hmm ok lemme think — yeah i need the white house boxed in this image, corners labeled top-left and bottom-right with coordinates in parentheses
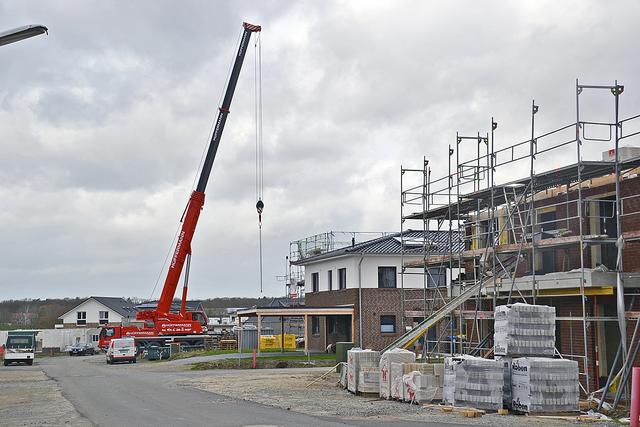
top-left (57, 296), bottom-right (138, 329)
top-left (297, 231), bottom-right (456, 294)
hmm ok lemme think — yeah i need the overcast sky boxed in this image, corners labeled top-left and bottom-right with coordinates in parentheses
top-left (2, 0), bottom-right (640, 301)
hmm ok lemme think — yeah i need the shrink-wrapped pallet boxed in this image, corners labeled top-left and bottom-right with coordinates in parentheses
top-left (494, 303), bottom-right (555, 357)
top-left (402, 368), bottom-right (444, 404)
top-left (379, 348), bottom-right (415, 399)
top-left (443, 357), bottom-right (464, 406)
top-left (402, 363), bottom-right (444, 402)
top-left (454, 356), bottom-right (503, 410)
top-left (511, 358), bottom-right (579, 413)
top-left (347, 348), bottom-right (380, 393)
top-left (390, 362), bottom-right (405, 400)
top-left (358, 367), bottom-right (380, 394)
top-left (495, 356), bottom-right (513, 408)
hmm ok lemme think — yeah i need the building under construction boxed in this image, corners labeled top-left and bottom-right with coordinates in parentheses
top-left (398, 80), bottom-right (640, 397)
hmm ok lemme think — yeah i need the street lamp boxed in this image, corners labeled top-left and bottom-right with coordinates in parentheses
top-left (0, 25), bottom-right (48, 47)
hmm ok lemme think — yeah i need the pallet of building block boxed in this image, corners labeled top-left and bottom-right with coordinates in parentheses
top-left (379, 348), bottom-right (415, 399)
top-left (357, 367), bottom-right (380, 395)
top-left (495, 355), bottom-right (512, 408)
top-left (402, 370), bottom-right (441, 404)
top-left (390, 362), bottom-right (405, 400)
top-left (511, 357), bottom-right (579, 414)
top-left (347, 348), bottom-right (380, 394)
top-left (402, 364), bottom-right (444, 402)
top-left (453, 357), bottom-right (503, 411)
top-left (443, 356), bottom-right (465, 406)
top-left (494, 303), bottom-right (555, 357)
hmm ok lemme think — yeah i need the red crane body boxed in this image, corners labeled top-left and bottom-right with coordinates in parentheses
top-left (99, 22), bottom-right (261, 350)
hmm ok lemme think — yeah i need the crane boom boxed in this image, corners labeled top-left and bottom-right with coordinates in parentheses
top-left (146, 22), bottom-right (261, 319)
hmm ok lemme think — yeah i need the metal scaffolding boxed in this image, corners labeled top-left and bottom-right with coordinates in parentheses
top-left (398, 80), bottom-right (640, 398)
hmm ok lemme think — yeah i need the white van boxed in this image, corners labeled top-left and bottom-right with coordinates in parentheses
top-left (106, 337), bottom-right (136, 364)
top-left (3, 333), bottom-right (36, 366)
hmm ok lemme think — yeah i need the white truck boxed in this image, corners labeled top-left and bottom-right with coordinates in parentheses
top-left (3, 331), bottom-right (37, 366)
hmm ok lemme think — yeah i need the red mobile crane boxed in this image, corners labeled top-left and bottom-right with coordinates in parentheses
top-left (98, 22), bottom-right (262, 351)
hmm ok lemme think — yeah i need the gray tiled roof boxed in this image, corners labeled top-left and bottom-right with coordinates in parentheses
top-left (135, 300), bottom-right (204, 312)
top-left (293, 230), bottom-right (463, 265)
top-left (91, 296), bottom-right (138, 318)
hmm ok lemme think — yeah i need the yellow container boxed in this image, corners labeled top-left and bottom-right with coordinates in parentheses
top-left (275, 333), bottom-right (297, 349)
top-left (259, 335), bottom-right (277, 350)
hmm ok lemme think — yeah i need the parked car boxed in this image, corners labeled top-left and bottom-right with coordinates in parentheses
top-left (106, 337), bottom-right (136, 364)
top-left (68, 343), bottom-right (95, 356)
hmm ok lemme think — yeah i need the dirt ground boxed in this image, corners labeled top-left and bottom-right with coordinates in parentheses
top-left (0, 367), bottom-right (90, 426)
top-left (184, 368), bottom-right (617, 426)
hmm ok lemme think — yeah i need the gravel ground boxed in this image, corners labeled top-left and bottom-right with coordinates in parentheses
top-left (185, 369), bottom-right (618, 427)
top-left (0, 366), bottom-right (91, 426)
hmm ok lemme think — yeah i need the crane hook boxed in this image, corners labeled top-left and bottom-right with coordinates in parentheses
top-left (256, 199), bottom-right (264, 224)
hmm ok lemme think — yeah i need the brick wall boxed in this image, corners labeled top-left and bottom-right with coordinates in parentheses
top-left (305, 288), bottom-right (433, 351)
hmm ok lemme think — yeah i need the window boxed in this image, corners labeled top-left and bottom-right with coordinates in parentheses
top-left (327, 316), bottom-right (336, 335)
top-left (91, 334), bottom-right (99, 342)
top-left (76, 311), bottom-right (86, 326)
top-left (380, 315), bottom-right (396, 333)
top-left (427, 267), bottom-right (446, 288)
top-left (311, 316), bottom-right (320, 335)
top-left (327, 270), bottom-right (333, 291)
top-left (99, 311), bottom-right (109, 325)
top-left (378, 266), bottom-right (397, 288)
top-left (311, 272), bottom-right (319, 292)
top-left (338, 268), bottom-right (347, 289)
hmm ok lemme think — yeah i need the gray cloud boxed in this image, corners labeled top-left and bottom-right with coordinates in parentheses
top-left (1, 0), bottom-right (640, 300)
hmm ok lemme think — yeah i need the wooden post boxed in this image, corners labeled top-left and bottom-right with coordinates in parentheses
top-left (304, 314), bottom-right (309, 356)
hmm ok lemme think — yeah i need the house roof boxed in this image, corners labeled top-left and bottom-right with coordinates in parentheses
top-left (258, 296), bottom-right (305, 308)
top-left (292, 230), bottom-right (463, 265)
top-left (135, 300), bottom-right (204, 312)
top-left (58, 296), bottom-right (138, 319)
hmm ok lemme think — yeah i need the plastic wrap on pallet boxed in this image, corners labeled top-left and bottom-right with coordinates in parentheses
top-left (453, 356), bottom-right (503, 410)
top-left (347, 348), bottom-right (380, 393)
top-left (390, 362), bottom-right (405, 400)
top-left (511, 357), bottom-right (579, 413)
top-left (379, 348), bottom-right (415, 399)
top-left (401, 363), bottom-right (444, 402)
top-left (495, 355), bottom-right (513, 408)
top-left (339, 363), bottom-right (348, 389)
top-left (443, 357), bottom-right (464, 406)
top-left (358, 367), bottom-right (380, 394)
top-left (403, 370), bottom-right (443, 404)
top-left (494, 303), bottom-right (555, 357)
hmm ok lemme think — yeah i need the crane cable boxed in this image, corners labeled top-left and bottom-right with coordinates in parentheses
top-left (254, 32), bottom-right (265, 293)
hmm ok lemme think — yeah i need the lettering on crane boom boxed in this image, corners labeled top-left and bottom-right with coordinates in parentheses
top-left (171, 231), bottom-right (186, 269)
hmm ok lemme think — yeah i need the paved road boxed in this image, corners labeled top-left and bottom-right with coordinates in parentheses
top-left (39, 355), bottom-right (470, 427)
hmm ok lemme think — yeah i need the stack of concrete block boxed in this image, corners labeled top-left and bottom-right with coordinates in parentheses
top-left (443, 356), bottom-right (464, 406)
top-left (358, 367), bottom-right (380, 394)
top-left (379, 348), bottom-right (415, 399)
top-left (390, 362), bottom-right (405, 400)
top-left (347, 348), bottom-right (380, 393)
top-left (494, 303), bottom-right (555, 357)
top-left (402, 363), bottom-right (444, 404)
top-left (495, 356), bottom-right (512, 408)
top-left (452, 356), bottom-right (503, 410)
top-left (511, 358), bottom-right (579, 413)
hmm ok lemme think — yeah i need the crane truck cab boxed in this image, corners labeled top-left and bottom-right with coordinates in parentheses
top-left (106, 337), bottom-right (136, 364)
top-left (3, 331), bottom-right (37, 366)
